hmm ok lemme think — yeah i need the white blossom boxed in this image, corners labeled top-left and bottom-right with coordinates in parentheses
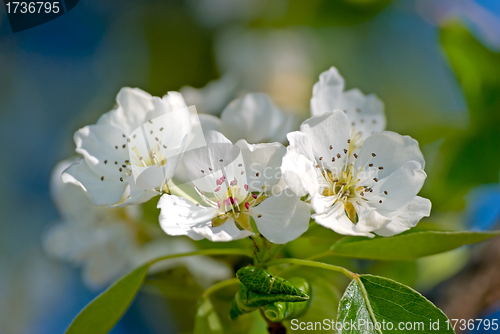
top-left (311, 67), bottom-right (386, 146)
top-left (198, 93), bottom-right (298, 144)
top-left (64, 87), bottom-right (202, 206)
top-left (180, 75), bottom-right (238, 116)
top-left (158, 131), bottom-right (310, 244)
top-left (44, 160), bottom-right (231, 289)
top-left (282, 110), bottom-right (431, 237)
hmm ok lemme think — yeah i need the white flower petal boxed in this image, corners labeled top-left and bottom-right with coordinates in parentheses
top-left (183, 256), bottom-right (232, 287)
top-left (158, 194), bottom-right (217, 237)
top-left (97, 87), bottom-right (154, 135)
top-left (235, 140), bottom-right (285, 192)
top-left (129, 150), bottom-right (181, 192)
top-left (205, 129), bottom-right (233, 145)
top-left (282, 149), bottom-right (319, 197)
top-left (113, 184), bottom-right (158, 207)
top-left (310, 67), bottom-right (345, 116)
top-left (136, 106), bottom-right (192, 156)
top-left (357, 131), bottom-right (425, 179)
top-left (250, 192), bottom-right (310, 244)
top-left (74, 124), bottom-right (129, 178)
top-left (51, 159), bottom-right (102, 224)
top-left (44, 220), bottom-right (135, 289)
top-left (220, 93), bottom-right (290, 143)
top-left (192, 219), bottom-right (254, 242)
top-left (158, 171), bottom-right (254, 242)
top-left (286, 131), bottom-right (316, 163)
top-left (338, 89), bottom-right (385, 139)
top-left (300, 110), bottom-right (351, 169)
top-left (310, 192), bottom-right (337, 214)
top-left (180, 75), bottom-right (238, 115)
top-left (43, 222), bottom-right (87, 262)
top-left (310, 68), bottom-right (385, 139)
top-left (267, 112), bottom-right (299, 144)
top-left (374, 196), bottom-right (431, 237)
top-left (63, 159), bottom-right (127, 206)
top-left (313, 203), bottom-right (374, 237)
top-left (180, 131), bottom-right (238, 187)
top-left (147, 92), bottom-right (187, 120)
top-left (372, 161), bottom-right (427, 215)
top-left (353, 202), bottom-right (391, 233)
top-left (81, 228), bottom-right (132, 289)
top-left (199, 113), bottom-right (222, 134)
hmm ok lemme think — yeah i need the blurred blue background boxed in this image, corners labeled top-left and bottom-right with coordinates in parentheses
top-left (1, 0), bottom-right (499, 333)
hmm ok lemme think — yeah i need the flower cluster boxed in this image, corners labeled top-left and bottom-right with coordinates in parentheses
top-left (46, 67), bottom-right (431, 286)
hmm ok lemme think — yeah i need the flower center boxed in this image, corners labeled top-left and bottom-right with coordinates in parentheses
top-left (317, 144), bottom-right (388, 224)
top-left (321, 166), bottom-right (365, 222)
top-left (100, 120), bottom-right (173, 190)
top-left (131, 146), bottom-right (167, 168)
top-left (194, 175), bottom-right (266, 231)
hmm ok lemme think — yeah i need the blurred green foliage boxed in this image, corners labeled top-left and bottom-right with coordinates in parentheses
top-left (425, 22), bottom-right (500, 210)
top-left (142, 3), bottom-right (218, 95)
top-left (252, 0), bottom-right (393, 28)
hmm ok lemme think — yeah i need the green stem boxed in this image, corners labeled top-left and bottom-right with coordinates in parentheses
top-left (266, 258), bottom-right (356, 279)
top-left (305, 249), bottom-right (333, 261)
top-left (203, 278), bottom-right (239, 298)
top-left (262, 243), bottom-right (285, 264)
top-left (267, 250), bottom-right (334, 274)
top-left (149, 248), bottom-right (253, 265)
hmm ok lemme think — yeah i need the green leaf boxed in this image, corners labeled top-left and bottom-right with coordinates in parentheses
top-left (230, 283), bottom-right (309, 319)
top-left (337, 275), bottom-right (454, 333)
top-left (143, 266), bottom-right (205, 300)
top-left (231, 267), bottom-right (311, 319)
top-left (263, 277), bottom-right (311, 322)
top-left (330, 230), bottom-right (499, 260)
top-left (236, 267), bottom-right (309, 297)
top-left (194, 296), bottom-right (224, 334)
top-left (364, 261), bottom-right (417, 288)
top-left (65, 263), bottom-right (150, 334)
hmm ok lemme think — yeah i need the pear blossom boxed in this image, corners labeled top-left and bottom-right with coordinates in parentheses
top-left (198, 93), bottom-right (298, 144)
top-left (282, 110), bottom-right (431, 237)
top-left (180, 75), bottom-right (238, 115)
top-left (311, 67), bottom-right (386, 147)
top-left (65, 87), bottom-right (202, 206)
top-left (158, 131), bottom-right (310, 244)
top-left (44, 160), bottom-right (231, 289)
